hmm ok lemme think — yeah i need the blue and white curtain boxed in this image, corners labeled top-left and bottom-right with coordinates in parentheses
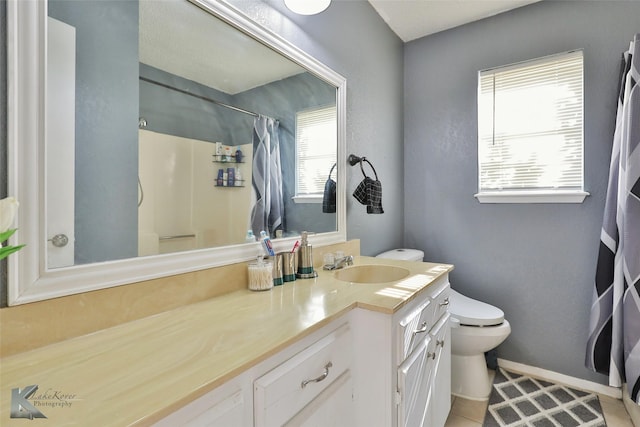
top-left (250, 115), bottom-right (283, 237)
top-left (586, 34), bottom-right (640, 403)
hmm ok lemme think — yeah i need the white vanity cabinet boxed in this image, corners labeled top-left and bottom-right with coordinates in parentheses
top-left (351, 274), bottom-right (451, 427)
top-left (154, 273), bottom-right (450, 427)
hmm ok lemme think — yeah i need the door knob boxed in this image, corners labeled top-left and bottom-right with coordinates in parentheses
top-left (48, 234), bottom-right (69, 248)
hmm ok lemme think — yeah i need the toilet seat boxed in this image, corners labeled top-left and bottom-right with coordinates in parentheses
top-left (449, 289), bottom-right (504, 327)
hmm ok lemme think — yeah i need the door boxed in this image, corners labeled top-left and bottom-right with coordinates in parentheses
top-left (46, 17), bottom-right (75, 268)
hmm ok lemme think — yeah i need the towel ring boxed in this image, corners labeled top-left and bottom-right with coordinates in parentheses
top-left (358, 158), bottom-right (379, 181)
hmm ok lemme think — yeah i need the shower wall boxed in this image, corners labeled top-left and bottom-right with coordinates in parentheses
top-left (138, 129), bottom-right (253, 256)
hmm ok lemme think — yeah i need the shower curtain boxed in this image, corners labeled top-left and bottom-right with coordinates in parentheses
top-left (586, 34), bottom-right (640, 403)
top-left (250, 115), bottom-right (284, 237)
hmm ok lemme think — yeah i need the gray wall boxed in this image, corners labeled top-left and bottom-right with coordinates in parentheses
top-left (229, 0), bottom-right (406, 256)
top-left (404, 0), bottom-right (640, 384)
top-left (49, 0), bottom-right (139, 264)
top-left (140, 63), bottom-right (239, 144)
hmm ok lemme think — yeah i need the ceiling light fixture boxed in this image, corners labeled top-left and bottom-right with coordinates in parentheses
top-left (284, 0), bottom-right (331, 15)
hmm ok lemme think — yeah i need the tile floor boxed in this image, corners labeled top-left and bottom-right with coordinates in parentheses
top-left (444, 373), bottom-right (635, 427)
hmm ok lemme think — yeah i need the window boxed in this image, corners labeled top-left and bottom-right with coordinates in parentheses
top-left (476, 50), bottom-right (588, 203)
top-left (294, 105), bottom-right (337, 202)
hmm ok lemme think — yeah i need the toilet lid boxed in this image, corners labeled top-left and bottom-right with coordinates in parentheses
top-left (449, 289), bottom-right (505, 326)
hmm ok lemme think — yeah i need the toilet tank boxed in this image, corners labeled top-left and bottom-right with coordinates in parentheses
top-left (376, 248), bottom-right (424, 262)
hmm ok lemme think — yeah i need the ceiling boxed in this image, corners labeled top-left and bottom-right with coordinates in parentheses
top-left (139, 0), bottom-right (304, 94)
top-left (367, 0), bottom-right (541, 42)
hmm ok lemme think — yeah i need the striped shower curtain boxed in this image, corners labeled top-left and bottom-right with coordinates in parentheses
top-left (586, 34), bottom-right (640, 403)
top-left (250, 115), bottom-right (283, 237)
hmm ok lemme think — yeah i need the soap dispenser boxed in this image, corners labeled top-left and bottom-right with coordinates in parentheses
top-left (296, 231), bottom-right (317, 279)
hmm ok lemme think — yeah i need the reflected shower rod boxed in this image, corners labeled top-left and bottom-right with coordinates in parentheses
top-left (139, 76), bottom-right (275, 121)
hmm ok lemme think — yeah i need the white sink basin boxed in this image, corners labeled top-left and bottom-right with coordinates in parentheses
top-left (334, 265), bottom-right (410, 284)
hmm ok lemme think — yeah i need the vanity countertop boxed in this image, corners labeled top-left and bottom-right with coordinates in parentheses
top-left (0, 256), bottom-right (452, 426)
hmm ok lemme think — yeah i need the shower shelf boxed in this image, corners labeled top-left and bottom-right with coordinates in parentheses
top-left (212, 155), bottom-right (244, 164)
top-left (215, 179), bottom-right (246, 188)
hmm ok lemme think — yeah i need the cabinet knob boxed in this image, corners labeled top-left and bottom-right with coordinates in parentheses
top-left (301, 362), bottom-right (333, 389)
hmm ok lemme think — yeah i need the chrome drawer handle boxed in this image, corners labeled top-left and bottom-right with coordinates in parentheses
top-left (413, 321), bottom-right (428, 336)
top-left (427, 352), bottom-right (436, 360)
top-left (301, 362), bottom-right (333, 389)
top-left (437, 339), bottom-right (445, 347)
top-left (439, 297), bottom-right (450, 307)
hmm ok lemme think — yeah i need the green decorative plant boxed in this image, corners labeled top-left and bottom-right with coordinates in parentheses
top-left (0, 197), bottom-right (25, 260)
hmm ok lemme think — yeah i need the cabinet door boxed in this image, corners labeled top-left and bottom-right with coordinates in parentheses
top-left (397, 336), bottom-right (434, 427)
top-left (428, 313), bottom-right (452, 427)
top-left (154, 388), bottom-right (245, 427)
top-left (284, 370), bottom-right (354, 427)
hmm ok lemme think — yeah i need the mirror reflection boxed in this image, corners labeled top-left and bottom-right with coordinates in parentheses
top-left (45, 0), bottom-right (338, 269)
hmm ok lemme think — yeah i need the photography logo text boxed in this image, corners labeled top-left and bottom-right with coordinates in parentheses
top-left (11, 385), bottom-right (77, 419)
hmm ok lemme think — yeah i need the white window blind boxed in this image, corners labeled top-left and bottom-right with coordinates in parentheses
top-left (477, 50), bottom-right (586, 202)
top-left (295, 105), bottom-right (337, 196)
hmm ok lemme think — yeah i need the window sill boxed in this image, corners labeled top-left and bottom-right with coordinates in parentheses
top-left (292, 195), bottom-right (322, 204)
top-left (474, 190), bottom-right (590, 204)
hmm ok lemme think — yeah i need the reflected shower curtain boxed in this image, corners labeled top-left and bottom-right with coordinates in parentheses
top-left (250, 115), bottom-right (283, 237)
top-left (586, 34), bottom-right (640, 403)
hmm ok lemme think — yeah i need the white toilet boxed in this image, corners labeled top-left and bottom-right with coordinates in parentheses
top-left (376, 249), bottom-right (511, 401)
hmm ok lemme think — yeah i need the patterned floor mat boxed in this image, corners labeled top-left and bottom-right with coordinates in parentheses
top-left (483, 368), bottom-right (607, 427)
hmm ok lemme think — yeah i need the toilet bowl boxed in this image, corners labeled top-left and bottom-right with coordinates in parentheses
top-left (376, 249), bottom-right (511, 401)
top-left (449, 289), bottom-right (511, 400)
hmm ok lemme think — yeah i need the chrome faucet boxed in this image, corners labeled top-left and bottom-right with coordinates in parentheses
top-left (323, 255), bottom-right (354, 270)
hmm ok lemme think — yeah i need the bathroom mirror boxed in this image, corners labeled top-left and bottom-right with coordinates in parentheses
top-left (7, 0), bottom-right (346, 305)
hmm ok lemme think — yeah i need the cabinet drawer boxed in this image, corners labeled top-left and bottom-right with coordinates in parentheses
top-left (397, 280), bottom-right (450, 362)
top-left (254, 323), bottom-right (352, 427)
top-left (429, 280), bottom-right (450, 328)
top-left (398, 298), bottom-right (435, 361)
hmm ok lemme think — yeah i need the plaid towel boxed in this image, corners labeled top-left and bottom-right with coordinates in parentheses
top-left (366, 179), bottom-right (384, 214)
top-left (353, 176), bottom-right (384, 214)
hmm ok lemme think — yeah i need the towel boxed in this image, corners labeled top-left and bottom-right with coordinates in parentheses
top-left (322, 163), bottom-right (337, 213)
top-left (352, 158), bottom-right (384, 214)
top-left (353, 176), bottom-right (384, 214)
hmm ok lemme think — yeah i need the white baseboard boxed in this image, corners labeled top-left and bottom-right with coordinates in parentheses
top-left (497, 358), bottom-right (622, 399)
top-left (623, 385), bottom-right (640, 427)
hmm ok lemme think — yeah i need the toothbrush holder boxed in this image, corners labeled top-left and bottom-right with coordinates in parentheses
top-left (282, 252), bottom-right (297, 282)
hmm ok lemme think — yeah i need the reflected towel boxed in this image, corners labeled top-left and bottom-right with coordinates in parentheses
top-left (322, 163), bottom-right (337, 213)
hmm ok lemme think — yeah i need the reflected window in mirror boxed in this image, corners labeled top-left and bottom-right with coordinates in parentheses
top-left (294, 105), bottom-right (338, 200)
